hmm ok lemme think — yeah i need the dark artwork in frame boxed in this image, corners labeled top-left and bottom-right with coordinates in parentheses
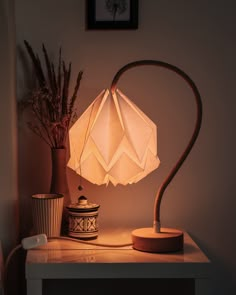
top-left (86, 0), bottom-right (139, 30)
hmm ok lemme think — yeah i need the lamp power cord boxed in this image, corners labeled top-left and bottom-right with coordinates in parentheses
top-left (3, 234), bottom-right (133, 295)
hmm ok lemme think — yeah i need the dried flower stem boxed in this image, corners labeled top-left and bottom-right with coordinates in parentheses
top-left (20, 40), bottom-right (83, 148)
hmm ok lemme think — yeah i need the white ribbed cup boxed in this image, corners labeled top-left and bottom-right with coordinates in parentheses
top-left (31, 194), bottom-right (64, 237)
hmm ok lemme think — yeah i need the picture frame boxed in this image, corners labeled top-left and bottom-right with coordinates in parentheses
top-left (86, 0), bottom-right (139, 30)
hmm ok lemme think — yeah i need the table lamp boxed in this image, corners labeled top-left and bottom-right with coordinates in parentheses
top-left (67, 60), bottom-right (202, 253)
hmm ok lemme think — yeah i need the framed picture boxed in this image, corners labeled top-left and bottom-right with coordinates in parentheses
top-left (86, 0), bottom-right (139, 30)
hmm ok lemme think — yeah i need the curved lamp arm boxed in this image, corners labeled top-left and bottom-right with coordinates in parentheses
top-left (110, 60), bottom-right (202, 233)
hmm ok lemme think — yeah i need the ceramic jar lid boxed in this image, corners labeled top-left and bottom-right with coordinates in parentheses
top-left (67, 196), bottom-right (100, 212)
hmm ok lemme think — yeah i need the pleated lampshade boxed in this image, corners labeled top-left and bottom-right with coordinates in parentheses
top-left (67, 88), bottom-right (160, 186)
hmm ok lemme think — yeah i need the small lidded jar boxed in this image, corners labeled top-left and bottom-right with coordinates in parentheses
top-left (67, 196), bottom-right (100, 239)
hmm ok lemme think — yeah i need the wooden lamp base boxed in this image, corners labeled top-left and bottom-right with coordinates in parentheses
top-left (131, 227), bottom-right (183, 253)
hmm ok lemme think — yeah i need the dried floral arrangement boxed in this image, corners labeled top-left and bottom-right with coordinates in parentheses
top-left (20, 40), bottom-right (83, 149)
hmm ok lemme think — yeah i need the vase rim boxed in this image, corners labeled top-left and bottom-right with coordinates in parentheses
top-left (32, 193), bottom-right (64, 200)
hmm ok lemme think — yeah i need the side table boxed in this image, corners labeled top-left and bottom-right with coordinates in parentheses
top-left (25, 229), bottom-right (211, 295)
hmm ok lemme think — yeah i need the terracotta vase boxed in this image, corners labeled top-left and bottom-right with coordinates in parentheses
top-left (50, 147), bottom-right (70, 235)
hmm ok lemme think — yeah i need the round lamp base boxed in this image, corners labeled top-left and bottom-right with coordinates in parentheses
top-left (131, 227), bottom-right (183, 253)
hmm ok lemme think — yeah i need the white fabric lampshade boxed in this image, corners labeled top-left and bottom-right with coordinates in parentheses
top-left (67, 88), bottom-right (160, 186)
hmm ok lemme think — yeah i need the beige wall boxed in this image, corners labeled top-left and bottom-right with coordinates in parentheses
top-left (0, 0), bottom-right (18, 256)
top-left (14, 0), bottom-right (236, 294)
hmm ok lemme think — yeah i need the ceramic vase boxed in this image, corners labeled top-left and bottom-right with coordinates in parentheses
top-left (50, 147), bottom-right (70, 235)
top-left (31, 193), bottom-right (64, 237)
